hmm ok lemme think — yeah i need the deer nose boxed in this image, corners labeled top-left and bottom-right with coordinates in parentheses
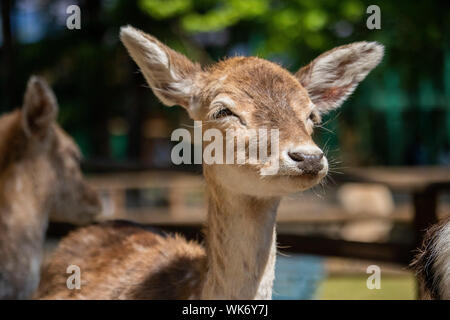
top-left (288, 151), bottom-right (324, 174)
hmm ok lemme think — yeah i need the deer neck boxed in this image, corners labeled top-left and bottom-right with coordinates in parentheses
top-left (201, 176), bottom-right (280, 299)
top-left (0, 159), bottom-right (54, 276)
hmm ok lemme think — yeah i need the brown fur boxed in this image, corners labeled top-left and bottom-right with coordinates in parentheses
top-left (36, 27), bottom-right (383, 300)
top-left (0, 77), bottom-right (101, 299)
top-left (37, 221), bottom-right (205, 299)
top-left (411, 217), bottom-right (450, 300)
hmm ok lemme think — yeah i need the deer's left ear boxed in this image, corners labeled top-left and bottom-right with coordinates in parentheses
top-left (295, 42), bottom-right (384, 114)
top-left (21, 76), bottom-right (58, 139)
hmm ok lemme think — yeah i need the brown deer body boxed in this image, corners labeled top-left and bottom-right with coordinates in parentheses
top-left (0, 77), bottom-right (101, 299)
top-left (36, 26), bottom-right (383, 300)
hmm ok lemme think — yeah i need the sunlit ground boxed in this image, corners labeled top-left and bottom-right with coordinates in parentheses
top-left (317, 275), bottom-right (416, 300)
top-left (273, 254), bottom-right (417, 300)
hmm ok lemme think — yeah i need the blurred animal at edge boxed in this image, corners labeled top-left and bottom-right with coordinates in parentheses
top-left (412, 217), bottom-right (450, 300)
top-left (0, 76), bottom-right (101, 299)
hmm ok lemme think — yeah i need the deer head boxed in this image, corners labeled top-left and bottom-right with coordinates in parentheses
top-left (120, 26), bottom-right (383, 197)
top-left (0, 76), bottom-right (101, 224)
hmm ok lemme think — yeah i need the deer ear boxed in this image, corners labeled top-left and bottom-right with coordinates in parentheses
top-left (295, 42), bottom-right (384, 114)
top-left (120, 25), bottom-right (201, 109)
top-left (21, 76), bottom-right (58, 139)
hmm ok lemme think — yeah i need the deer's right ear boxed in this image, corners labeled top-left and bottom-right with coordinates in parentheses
top-left (120, 26), bottom-right (201, 110)
top-left (21, 76), bottom-right (58, 139)
top-left (295, 42), bottom-right (384, 114)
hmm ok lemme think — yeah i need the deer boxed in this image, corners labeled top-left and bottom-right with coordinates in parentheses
top-left (411, 217), bottom-right (450, 300)
top-left (0, 76), bottom-right (102, 299)
top-left (35, 26), bottom-right (384, 300)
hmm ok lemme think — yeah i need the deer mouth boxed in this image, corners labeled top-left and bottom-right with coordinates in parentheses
top-left (302, 171), bottom-right (321, 177)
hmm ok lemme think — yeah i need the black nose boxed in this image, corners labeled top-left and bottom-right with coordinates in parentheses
top-left (288, 152), bottom-right (324, 174)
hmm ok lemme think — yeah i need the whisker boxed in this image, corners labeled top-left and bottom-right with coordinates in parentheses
top-left (320, 110), bottom-right (342, 127)
top-left (316, 125), bottom-right (334, 135)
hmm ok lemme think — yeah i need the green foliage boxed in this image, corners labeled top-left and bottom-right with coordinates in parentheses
top-left (181, 0), bottom-right (269, 32)
top-left (139, 0), bottom-right (192, 19)
top-left (340, 0), bottom-right (364, 21)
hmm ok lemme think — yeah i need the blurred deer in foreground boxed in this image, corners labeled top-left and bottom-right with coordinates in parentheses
top-left (36, 26), bottom-right (383, 299)
top-left (0, 77), bottom-right (101, 299)
top-left (412, 217), bottom-right (450, 300)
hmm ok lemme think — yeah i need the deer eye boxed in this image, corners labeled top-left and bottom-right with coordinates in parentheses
top-left (212, 106), bottom-right (246, 125)
top-left (213, 108), bottom-right (234, 119)
top-left (308, 112), bottom-right (320, 125)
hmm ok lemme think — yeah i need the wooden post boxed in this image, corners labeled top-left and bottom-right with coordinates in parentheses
top-left (412, 188), bottom-right (438, 248)
top-left (412, 187), bottom-right (438, 299)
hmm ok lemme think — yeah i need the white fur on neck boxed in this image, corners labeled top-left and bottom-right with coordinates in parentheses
top-left (432, 223), bottom-right (450, 299)
top-left (201, 179), bottom-right (279, 299)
